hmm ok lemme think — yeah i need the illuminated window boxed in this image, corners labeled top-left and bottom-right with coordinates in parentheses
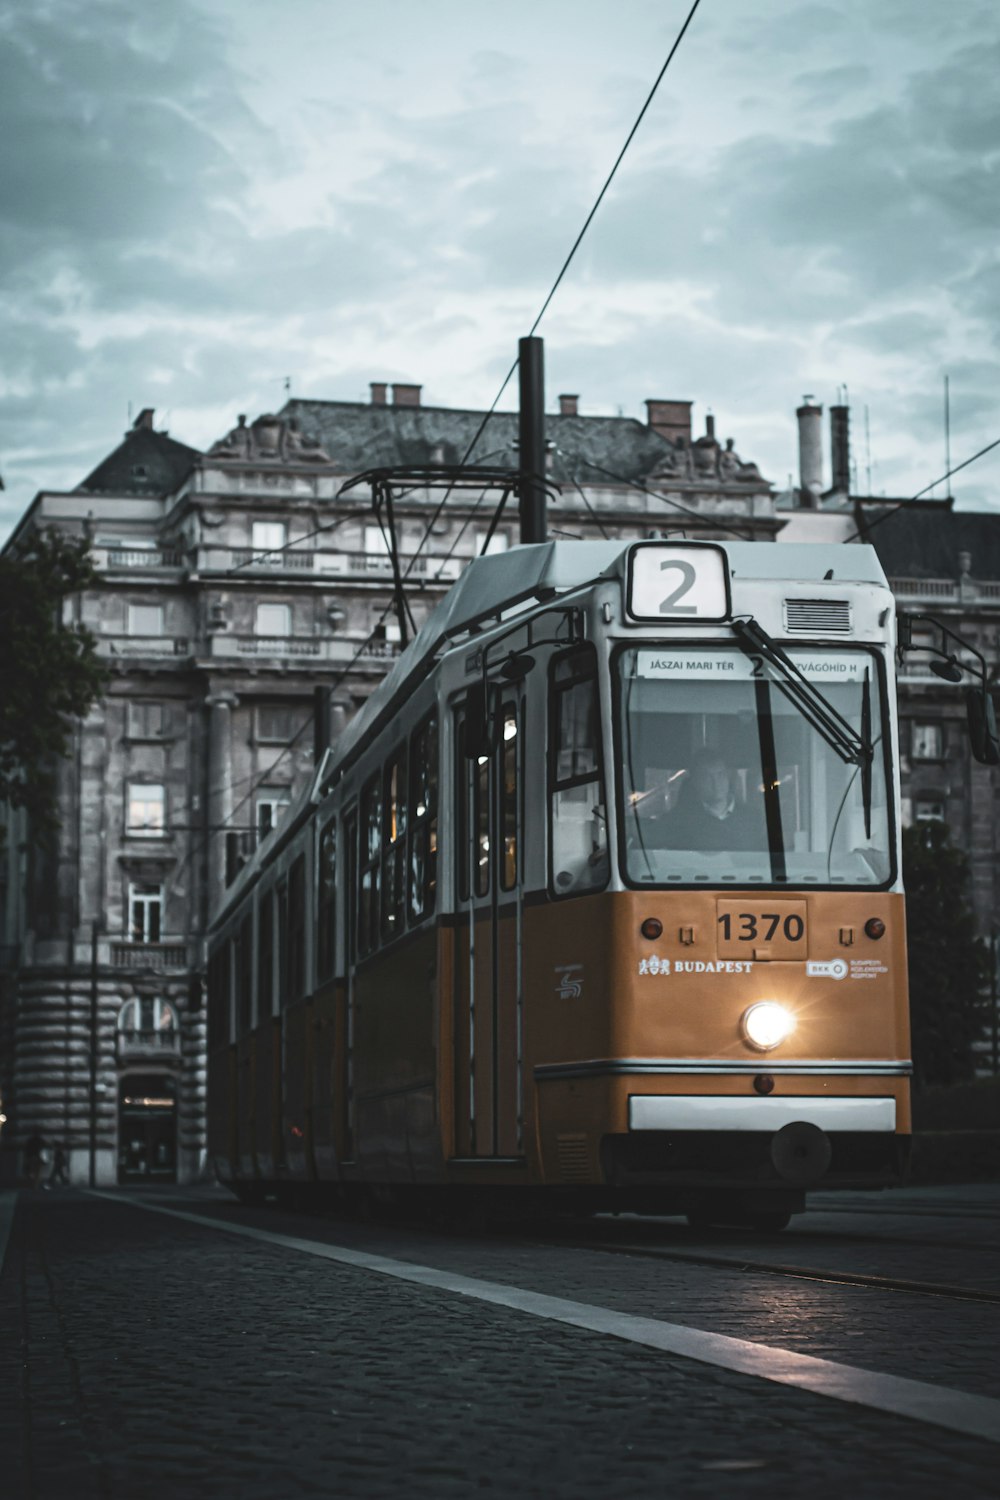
top-left (127, 784), bottom-right (165, 836)
top-left (915, 798), bottom-right (945, 822)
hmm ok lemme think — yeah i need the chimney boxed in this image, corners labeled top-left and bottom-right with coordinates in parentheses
top-left (705, 413), bottom-right (715, 440)
top-left (645, 399), bottom-right (692, 445)
top-left (559, 394), bottom-right (579, 416)
top-left (830, 405), bottom-right (850, 495)
top-left (370, 382), bottom-right (387, 406)
top-left (796, 396), bottom-right (823, 508)
top-left (391, 383), bottom-right (422, 407)
top-left (133, 408), bottom-right (155, 430)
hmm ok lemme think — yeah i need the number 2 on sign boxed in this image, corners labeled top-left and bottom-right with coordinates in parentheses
top-left (659, 560), bottom-right (697, 615)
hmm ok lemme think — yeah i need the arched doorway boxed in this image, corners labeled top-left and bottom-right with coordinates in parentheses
top-left (117, 1073), bottom-right (177, 1183)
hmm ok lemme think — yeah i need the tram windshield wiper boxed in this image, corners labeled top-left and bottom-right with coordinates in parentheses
top-left (732, 617), bottom-right (875, 833)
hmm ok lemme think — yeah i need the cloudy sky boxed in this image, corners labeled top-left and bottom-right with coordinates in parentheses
top-left (1, 0), bottom-right (997, 539)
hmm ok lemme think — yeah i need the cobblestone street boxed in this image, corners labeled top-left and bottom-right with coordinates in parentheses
top-left (2, 1185), bottom-right (999, 1499)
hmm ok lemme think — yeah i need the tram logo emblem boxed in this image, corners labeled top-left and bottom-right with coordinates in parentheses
top-left (806, 959), bottom-right (848, 980)
top-left (638, 956), bottom-right (671, 976)
top-left (554, 964), bottom-right (584, 999)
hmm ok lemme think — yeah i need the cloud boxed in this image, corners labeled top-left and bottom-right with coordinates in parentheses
top-left (1, 0), bottom-right (999, 537)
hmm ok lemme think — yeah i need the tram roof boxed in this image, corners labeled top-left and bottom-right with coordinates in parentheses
top-left (214, 537), bottom-right (886, 924)
top-left (328, 538), bottom-right (886, 777)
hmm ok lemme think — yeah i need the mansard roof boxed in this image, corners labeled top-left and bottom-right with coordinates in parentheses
top-left (859, 505), bottom-right (1000, 582)
top-left (77, 411), bottom-right (201, 498)
top-left (279, 398), bottom-right (769, 491)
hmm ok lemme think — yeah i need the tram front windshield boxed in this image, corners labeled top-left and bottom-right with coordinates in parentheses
top-left (616, 646), bottom-right (892, 887)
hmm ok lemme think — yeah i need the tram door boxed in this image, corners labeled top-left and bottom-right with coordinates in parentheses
top-left (341, 807), bottom-right (358, 1162)
top-left (453, 691), bottom-right (525, 1159)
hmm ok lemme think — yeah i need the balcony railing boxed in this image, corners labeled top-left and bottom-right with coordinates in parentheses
top-left (99, 635), bottom-right (190, 657)
top-left (116, 1028), bottom-right (181, 1059)
top-left (209, 635), bottom-right (401, 664)
top-left (196, 547), bottom-right (462, 582)
top-left (92, 548), bottom-right (185, 571)
top-left (889, 578), bottom-right (960, 600)
top-left (890, 577), bottom-right (1000, 603)
top-left (230, 549), bottom-right (315, 571)
top-left (111, 942), bottom-right (188, 971)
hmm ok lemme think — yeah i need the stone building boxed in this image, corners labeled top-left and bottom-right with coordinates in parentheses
top-left (0, 385), bottom-right (777, 1186)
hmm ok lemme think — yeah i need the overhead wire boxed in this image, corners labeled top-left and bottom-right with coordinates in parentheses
top-left (206, 2), bottom-right (709, 855)
top-left (843, 435), bottom-right (1000, 544)
top-left (404, 0), bottom-right (705, 567)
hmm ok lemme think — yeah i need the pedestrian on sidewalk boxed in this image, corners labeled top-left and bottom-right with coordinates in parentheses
top-left (49, 1144), bottom-right (70, 1187)
top-left (22, 1133), bottom-right (47, 1188)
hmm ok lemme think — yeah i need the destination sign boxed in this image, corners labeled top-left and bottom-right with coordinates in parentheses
top-left (627, 543), bottom-right (730, 623)
top-left (633, 650), bottom-right (871, 682)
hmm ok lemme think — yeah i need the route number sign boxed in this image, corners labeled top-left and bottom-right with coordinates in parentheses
top-left (627, 543), bottom-right (730, 623)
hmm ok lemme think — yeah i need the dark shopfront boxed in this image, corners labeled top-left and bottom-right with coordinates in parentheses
top-left (118, 1074), bottom-right (177, 1183)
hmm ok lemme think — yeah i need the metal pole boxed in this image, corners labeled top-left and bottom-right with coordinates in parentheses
top-left (518, 336), bottom-right (547, 544)
top-left (89, 921), bottom-right (98, 1187)
top-left (944, 374), bottom-right (951, 499)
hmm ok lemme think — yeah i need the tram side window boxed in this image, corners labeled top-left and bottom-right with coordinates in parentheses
top-left (258, 890), bottom-right (274, 1018)
top-left (359, 771), bottom-right (382, 956)
top-left (288, 856), bottom-right (306, 1000)
top-left (455, 710), bottom-right (470, 902)
top-left (237, 916), bottom-right (253, 1033)
top-left (317, 819), bottom-right (337, 981)
top-left (381, 747), bottom-right (407, 942)
top-left (500, 701), bottom-right (520, 892)
top-left (549, 650), bottom-right (609, 897)
top-left (409, 714), bottom-right (438, 923)
top-left (207, 945), bottom-right (231, 1049)
top-left (276, 879), bottom-right (288, 1004)
top-left (475, 737), bottom-right (490, 898)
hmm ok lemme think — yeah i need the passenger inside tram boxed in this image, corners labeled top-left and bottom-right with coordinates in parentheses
top-left (640, 753), bottom-right (761, 852)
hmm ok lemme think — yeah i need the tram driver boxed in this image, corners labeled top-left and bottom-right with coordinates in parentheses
top-left (637, 753), bottom-right (760, 852)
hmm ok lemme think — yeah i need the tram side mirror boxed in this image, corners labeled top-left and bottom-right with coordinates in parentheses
top-left (966, 687), bottom-right (1000, 765)
top-left (462, 681), bottom-right (493, 759)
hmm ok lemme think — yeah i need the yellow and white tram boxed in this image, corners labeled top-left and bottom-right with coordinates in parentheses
top-left (207, 539), bottom-right (911, 1227)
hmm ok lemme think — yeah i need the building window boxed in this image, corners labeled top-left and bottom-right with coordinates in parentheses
top-left (256, 787), bottom-right (291, 839)
top-left (915, 799), bottom-right (946, 822)
top-left (117, 996), bottom-right (177, 1039)
top-left (364, 524), bottom-right (391, 557)
top-left (254, 603), bottom-right (291, 637)
top-left (474, 528), bottom-right (509, 556)
top-left (127, 603), bottom-right (164, 636)
top-left (127, 783), bottom-right (165, 836)
top-left (252, 521), bottom-right (287, 554)
top-left (128, 882), bottom-right (163, 943)
top-left (317, 819), bottom-right (337, 981)
top-left (912, 723), bottom-right (944, 760)
top-left (256, 705), bottom-right (302, 743)
top-left (128, 701), bottom-right (165, 739)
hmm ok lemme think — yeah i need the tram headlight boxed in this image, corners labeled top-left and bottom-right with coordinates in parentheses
top-left (742, 1002), bottom-right (795, 1051)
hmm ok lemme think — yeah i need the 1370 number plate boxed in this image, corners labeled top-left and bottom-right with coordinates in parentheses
top-left (716, 901), bottom-right (807, 959)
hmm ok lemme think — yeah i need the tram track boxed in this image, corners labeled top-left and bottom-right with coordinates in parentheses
top-left (572, 1237), bottom-right (1000, 1306)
